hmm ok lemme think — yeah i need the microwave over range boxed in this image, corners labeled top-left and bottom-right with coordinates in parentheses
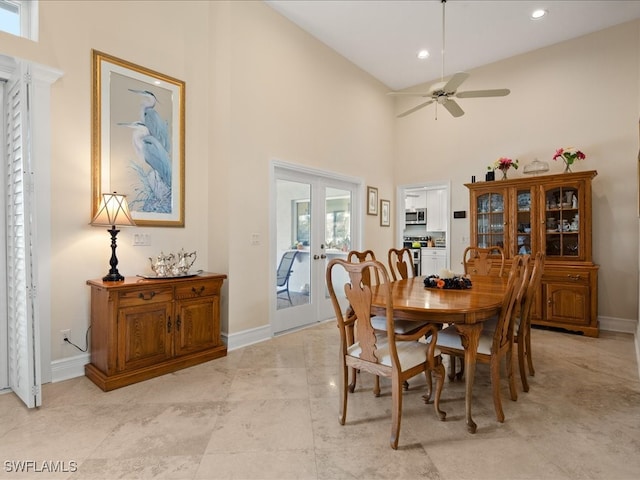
top-left (405, 208), bottom-right (426, 225)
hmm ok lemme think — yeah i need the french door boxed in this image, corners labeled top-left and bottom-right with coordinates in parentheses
top-left (272, 163), bottom-right (361, 334)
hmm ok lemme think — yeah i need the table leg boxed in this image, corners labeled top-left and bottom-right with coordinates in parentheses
top-left (454, 323), bottom-right (482, 434)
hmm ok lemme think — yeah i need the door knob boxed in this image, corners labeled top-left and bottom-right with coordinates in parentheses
top-left (320, 254), bottom-right (327, 259)
top-left (313, 255), bottom-right (320, 260)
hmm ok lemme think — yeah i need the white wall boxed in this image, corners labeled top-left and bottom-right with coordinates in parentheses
top-left (0, 1), bottom-right (637, 376)
top-left (396, 20), bottom-right (640, 327)
top-left (222, 2), bottom-right (396, 334)
top-left (0, 1), bottom-right (396, 368)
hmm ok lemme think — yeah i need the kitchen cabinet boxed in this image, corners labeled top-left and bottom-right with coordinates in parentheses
top-left (466, 170), bottom-right (598, 336)
top-left (426, 189), bottom-right (446, 231)
top-left (85, 273), bottom-right (227, 391)
top-left (421, 248), bottom-right (447, 277)
top-left (405, 190), bottom-right (427, 211)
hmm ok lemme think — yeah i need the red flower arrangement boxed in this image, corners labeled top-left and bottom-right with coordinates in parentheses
top-left (553, 147), bottom-right (586, 172)
top-left (490, 157), bottom-right (519, 172)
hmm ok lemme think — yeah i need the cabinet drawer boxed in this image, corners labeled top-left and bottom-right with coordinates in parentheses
top-left (422, 248), bottom-right (446, 257)
top-left (175, 280), bottom-right (219, 299)
top-left (118, 287), bottom-right (173, 307)
top-left (543, 270), bottom-right (590, 285)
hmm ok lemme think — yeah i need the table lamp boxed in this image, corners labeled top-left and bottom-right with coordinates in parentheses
top-left (91, 192), bottom-right (136, 281)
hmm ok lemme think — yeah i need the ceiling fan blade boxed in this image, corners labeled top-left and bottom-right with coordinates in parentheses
top-left (387, 91), bottom-right (432, 97)
top-left (456, 88), bottom-right (511, 98)
top-left (397, 100), bottom-right (435, 118)
top-left (442, 99), bottom-right (465, 118)
top-left (442, 72), bottom-right (470, 93)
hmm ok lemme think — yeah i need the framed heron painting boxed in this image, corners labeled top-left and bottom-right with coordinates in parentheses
top-left (92, 50), bottom-right (185, 227)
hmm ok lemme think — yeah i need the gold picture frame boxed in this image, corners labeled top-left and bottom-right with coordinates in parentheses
top-left (367, 186), bottom-right (378, 215)
top-left (380, 199), bottom-right (390, 227)
top-left (92, 50), bottom-right (185, 227)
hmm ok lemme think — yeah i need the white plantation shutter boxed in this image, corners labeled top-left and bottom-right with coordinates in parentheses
top-left (4, 62), bottom-right (41, 408)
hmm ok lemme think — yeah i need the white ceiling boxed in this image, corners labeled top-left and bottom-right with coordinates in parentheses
top-left (266, 0), bottom-right (640, 91)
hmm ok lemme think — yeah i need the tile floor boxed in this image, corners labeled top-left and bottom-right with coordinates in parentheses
top-left (1, 322), bottom-right (639, 480)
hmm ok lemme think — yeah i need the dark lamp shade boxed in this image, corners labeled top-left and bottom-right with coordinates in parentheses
top-left (91, 193), bottom-right (136, 227)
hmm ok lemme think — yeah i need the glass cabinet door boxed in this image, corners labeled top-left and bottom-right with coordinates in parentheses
top-left (514, 188), bottom-right (533, 257)
top-left (475, 191), bottom-right (505, 250)
top-left (542, 183), bottom-right (582, 259)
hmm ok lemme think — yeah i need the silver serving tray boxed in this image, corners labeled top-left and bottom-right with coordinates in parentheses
top-left (137, 269), bottom-right (203, 280)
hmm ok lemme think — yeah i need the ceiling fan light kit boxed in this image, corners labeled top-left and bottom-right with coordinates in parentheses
top-left (390, 0), bottom-right (510, 119)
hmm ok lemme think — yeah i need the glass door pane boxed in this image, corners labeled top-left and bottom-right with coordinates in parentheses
top-left (515, 189), bottom-right (532, 255)
top-left (276, 179), bottom-right (311, 311)
top-left (323, 187), bottom-right (351, 306)
top-left (476, 192), bottom-right (504, 249)
top-left (544, 185), bottom-right (580, 258)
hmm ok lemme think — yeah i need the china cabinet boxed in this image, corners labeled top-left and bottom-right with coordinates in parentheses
top-left (85, 273), bottom-right (227, 390)
top-left (466, 170), bottom-right (598, 336)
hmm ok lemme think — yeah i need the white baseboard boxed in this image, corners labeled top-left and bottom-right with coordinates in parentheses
top-left (598, 315), bottom-right (637, 334)
top-left (223, 324), bottom-right (272, 351)
top-left (50, 352), bottom-right (90, 383)
top-left (47, 326), bottom-right (273, 384)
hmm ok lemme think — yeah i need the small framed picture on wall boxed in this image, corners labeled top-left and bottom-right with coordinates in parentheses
top-left (380, 199), bottom-right (390, 227)
top-left (367, 186), bottom-right (378, 215)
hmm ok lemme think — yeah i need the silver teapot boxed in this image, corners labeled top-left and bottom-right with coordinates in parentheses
top-left (171, 249), bottom-right (197, 276)
top-left (149, 252), bottom-right (174, 277)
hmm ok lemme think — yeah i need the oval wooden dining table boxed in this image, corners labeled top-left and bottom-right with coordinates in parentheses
top-left (369, 275), bottom-right (507, 433)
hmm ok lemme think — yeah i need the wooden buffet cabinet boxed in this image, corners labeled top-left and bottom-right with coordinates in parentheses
top-left (466, 170), bottom-right (599, 337)
top-left (85, 272), bottom-right (227, 391)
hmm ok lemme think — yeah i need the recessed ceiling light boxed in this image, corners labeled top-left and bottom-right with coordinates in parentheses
top-left (417, 49), bottom-right (430, 60)
top-left (531, 9), bottom-right (547, 20)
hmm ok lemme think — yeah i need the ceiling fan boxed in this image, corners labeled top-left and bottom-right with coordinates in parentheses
top-left (389, 0), bottom-right (510, 118)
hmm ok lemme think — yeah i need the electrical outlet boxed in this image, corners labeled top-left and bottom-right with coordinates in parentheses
top-left (60, 329), bottom-right (70, 345)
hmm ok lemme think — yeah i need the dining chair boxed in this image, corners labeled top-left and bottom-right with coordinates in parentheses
top-left (344, 250), bottom-right (379, 393)
top-left (276, 250), bottom-right (299, 305)
top-left (346, 249), bottom-right (381, 286)
top-left (388, 247), bottom-right (416, 281)
top-left (347, 249), bottom-right (428, 395)
top-left (482, 252), bottom-right (545, 392)
top-left (516, 252), bottom-right (545, 390)
top-left (451, 245), bottom-right (507, 379)
top-left (430, 255), bottom-right (527, 423)
top-left (463, 245), bottom-right (506, 277)
top-left (326, 257), bottom-right (446, 449)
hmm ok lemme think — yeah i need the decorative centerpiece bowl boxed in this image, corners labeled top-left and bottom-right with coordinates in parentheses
top-left (424, 269), bottom-right (472, 289)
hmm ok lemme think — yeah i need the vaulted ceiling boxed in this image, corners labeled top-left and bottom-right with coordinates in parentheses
top-left (266, 0), bottom-right (640, 91)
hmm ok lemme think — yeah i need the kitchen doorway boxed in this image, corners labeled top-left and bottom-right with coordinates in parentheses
top-left (396, 181), bottom-right (451, 277)
top-left (271, 162), bottom-right (361, 335)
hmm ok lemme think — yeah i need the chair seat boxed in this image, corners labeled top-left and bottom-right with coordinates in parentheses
top-left (435, 324), bottom-right (494, 356)
top-left (370, 315), bottom-right (430, 334)
top-left (347, 331), bottom-right (440, 369)
top-left (482, 315), bottom-right (521, 334)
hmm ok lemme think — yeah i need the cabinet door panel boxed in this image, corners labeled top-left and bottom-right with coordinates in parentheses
top-left (117, 303), bottom-right (173, 371)
top-left (541, 181), bottom-right (584, 261)
top-left (513, 186), bottom-right (535, 257)
top-left (175, 297), bottom-right (220, 356)
top-left (544, 283), bottom-right (589, 325)
top-left (472, 189), bottom-right (508, 252)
